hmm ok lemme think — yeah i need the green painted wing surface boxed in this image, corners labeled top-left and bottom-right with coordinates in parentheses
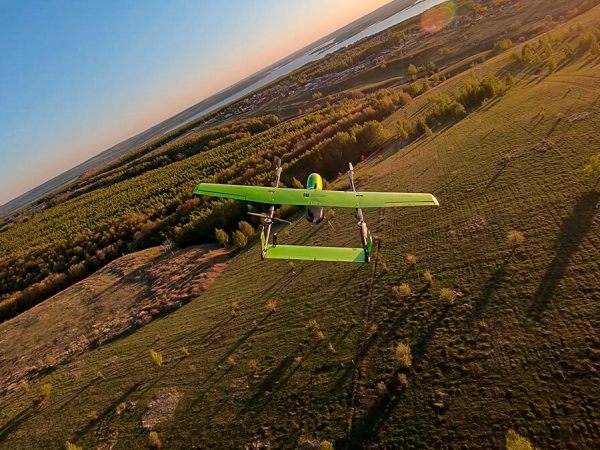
top-left (194, 183), bottom-right (439, 208)
top-left (265, 245), bottom-right (366, 263)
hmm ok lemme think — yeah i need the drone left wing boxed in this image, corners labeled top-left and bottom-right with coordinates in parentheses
top-left (194, 183), bottom-right (439, 208)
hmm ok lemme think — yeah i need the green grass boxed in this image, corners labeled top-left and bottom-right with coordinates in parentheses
top-left (2, 3), bottom-right (600, 450)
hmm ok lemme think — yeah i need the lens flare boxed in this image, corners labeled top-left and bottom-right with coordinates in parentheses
top-left (421, 1), bottom-right (456, 32)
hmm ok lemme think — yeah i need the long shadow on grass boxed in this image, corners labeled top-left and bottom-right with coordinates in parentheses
top-left (72, 383), bottom-right (140, 440)
top-left (530, 192), bottom-right (599, 319)
top-left (0, 405), bottom-right (35, 444)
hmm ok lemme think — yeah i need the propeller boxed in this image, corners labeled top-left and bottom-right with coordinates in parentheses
top-left (248, 212), bottom-right (292, 224)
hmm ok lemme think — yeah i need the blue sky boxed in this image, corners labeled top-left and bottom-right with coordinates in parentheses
top-left (0, 0), bottom-right (389, 205)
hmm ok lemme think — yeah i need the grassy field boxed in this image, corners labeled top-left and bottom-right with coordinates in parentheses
top-left (1, 4), bottom-right (600, 448)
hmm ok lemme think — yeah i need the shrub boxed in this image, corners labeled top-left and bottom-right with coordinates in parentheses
top-left (38, 383), bottom-right (52, 403)
top-left (507, 230), bottom-right (525, 247)
top-left (215, 229), bottom-right (229, 247)
top-left (249, 359), bottom-right (260, 373)
top-left (565, 45), bottom-right (575, 59)
top-left (440, 47), bottom-right (451, 55)
top-left (312, 92), bottom-right (323, 100)
top-left (439, 288), bottom-right (456, 306)
top-left (584, 153), bottom-right (600, 187)
top-left (592, 43), bottom-right (600, 56)
top-left (65, 442), bottom-right (83, 450)
top-left (321, 441), bottom-right (334, 450)
top-left (95, 370), bottom-right (105, 381)
top-left (405, 82), bottom-right (430, 97)
top-left (21, 380), bottom-right (29, 394)
top-left (267, 300), bottom-right (277, 313)
top-left (149, 431), bottom-right (162, 449)
top-left (316, 330), bottom-right (325, 341)
top-left (579, 32), bottom-right (598, 50)
top-left (228, 357), bottom-right (236, 367)
top-left (430, 94), bottom-right (466, 119)
top-left (376, 381), bottom-right (387, 394)
top-left (548, 58), bottom-right (557, 71)
top-left (395, 343), bottom-right (412, 369)
top-left (181, 347), bottom-right (189, 357)
top-left (232, 230), bottom-right (248, 249)
top-left (238, 221), bottom-right (254, 238)
top-left (395, 121), bottom-right (410, 140)
top-left (416, 117), bottom-right (432, 137)
top-left (510, 21), bottom-right (521, 31)
top-left (328, 342), bottom-right (337, 354)
top-left (494, 39), bottom-right (513, 51)
top-left (505, 74), bottom-right (516, 86)
top-left (393, 283), bottom-right (412, 298)
top-left (509, 51), bottom-right (523, 63)
top-left (306, 319), bottom-right (320, 333)
top-left (506, 430), bottom-right (534, 450)
top-left (398, 373), bottom-right (409, 388)
top-left (45, 355), bottom-right (57, 368)
top-left (407, 254), bottom-right (417, 265)
top-left (423, 270), bottom-right (433, 284)
top-left (408, 64), bottom-right (418, 75)
top-left (458, 75), bottom-right (504, 106)
top-left (150, 349), bottom-right (163, 367)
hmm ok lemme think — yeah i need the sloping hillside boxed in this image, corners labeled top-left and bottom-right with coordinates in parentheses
top-left (1, 8), bottom-right (600, 450)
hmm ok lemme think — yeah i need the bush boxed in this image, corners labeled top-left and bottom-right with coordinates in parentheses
top-left (565, 45), bottom-right (575, 59)
top-left (430, 94), bottom-right (466, 120)
top-left (458, 75), bottom-right (504, 106)
top-left (398, 373), bottom-right (409, 388)
top-left (65, 442), bottom-right (83, 450)
top-left (584, 153), bottom-right (600, 187)
top-left (579, 32), bottom-right (598, 50)
top-left (150, 349), bottom-right (163, 367)
top-left (404, 82), bottom-right (430, 97)
top-left (439, 288), bottom-right (456, 306)
top-left (510, 21), bottom-right (521, 31)
top-left (407, 254), bottom-right (417, 265)
top-left (238, 221), bottom-right (254, 238)
top-left (321, 441), bottom-right (334, 450)
top-left (507, 230), bottom-right (525, 246)
top-left (548, 58), bottom-right (557, 71)
top-left (506, 430), bottom-right (534, 450)
top-left (416, 117), bottom-right (433, 136)
top-left (267, 300), bottom-right (277, 312)
top-left (393, 283), bottom-right (412, 298)
top-left (423, 270), bottom-right (433, 284)
top-left (215, 229), bottom-right (229, 247)
top-left (149, 431), bottom-right (162, 449)
top-left (232, 230), bottom-right (248, 249)
top-left (494, 39), bottom-right (513, 51)
top-left (440, 47), bottom-right (451, 55)
top-left (38, 383), bottom-right (52, 403)
top-left (395, 343), bottom-right (412, 369)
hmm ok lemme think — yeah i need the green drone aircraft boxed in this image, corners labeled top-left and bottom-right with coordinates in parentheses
top-left (194, 160), bottom-right (439, 263)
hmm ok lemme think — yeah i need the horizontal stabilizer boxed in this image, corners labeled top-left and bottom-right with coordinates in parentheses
top-left (265, 244), bottom-right (366, 263)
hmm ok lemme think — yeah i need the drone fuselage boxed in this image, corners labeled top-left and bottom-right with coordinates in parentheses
top-left (306, 206), bottom-right (324, 225)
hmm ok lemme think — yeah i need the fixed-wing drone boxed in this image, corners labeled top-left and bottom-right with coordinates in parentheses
top-left (194, 160), bottom-right (439, 263)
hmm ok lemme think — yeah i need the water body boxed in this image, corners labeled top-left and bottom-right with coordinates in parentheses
top-left (177, 0), bottom-right (446, 129)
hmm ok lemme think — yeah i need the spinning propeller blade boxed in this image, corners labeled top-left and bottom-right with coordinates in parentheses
top-left (248, 212), bottom-right (292, 224)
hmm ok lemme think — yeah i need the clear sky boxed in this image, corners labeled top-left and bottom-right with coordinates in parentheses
top-left (0, 0), bottom-right (392, 205)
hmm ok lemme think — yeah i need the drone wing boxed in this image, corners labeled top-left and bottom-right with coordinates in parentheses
top-left (194, 184), bottom-right (439, 208)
